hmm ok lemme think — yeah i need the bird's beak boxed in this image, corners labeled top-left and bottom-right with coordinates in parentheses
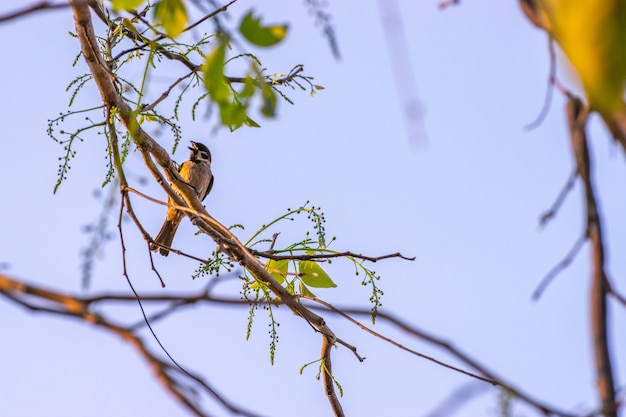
top-left (188, 141), bottom-right (197, 151)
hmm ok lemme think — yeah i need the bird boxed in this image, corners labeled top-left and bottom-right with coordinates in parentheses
top-left (150, 141), bottom-right (214, 256)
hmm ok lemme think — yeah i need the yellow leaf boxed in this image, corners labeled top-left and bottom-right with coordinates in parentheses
top-left (153, 0), bottom-right (188, 38)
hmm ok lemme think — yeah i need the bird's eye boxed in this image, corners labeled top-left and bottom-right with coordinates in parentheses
top-left (200, 151), bottom-right (210, 160)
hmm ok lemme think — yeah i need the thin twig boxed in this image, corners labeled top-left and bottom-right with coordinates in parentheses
top-left (0, 274), bottom-right (264, 417)
top-left (143, 69), bottom-right (197, 111)
top-left (423, 382), bottom-right (489, 417)
top-left (437, 0), bottom-right (460, 9)
top-left (605, 276), bottom-right (626, 309)
top-left (308, 297), bottom-right (497, 385)
top-left (107, 0), bottom-right (238, 69)
top-left (532, 235), bottom-right (586, 301)
top-left (538, 168), bottom-right (577, 229)
top-left (250, 248), bottom-right (415, 262)
top-left (315, 304), bottom-right (579, 417)
top-left (525, 35), bottom-right (557, 131)
top-left (183, 0), bottom-right (239, 33)
top-left (110, 111), bottom-right (197, 408)
top-left (0, 1), bottom-right (72, 22)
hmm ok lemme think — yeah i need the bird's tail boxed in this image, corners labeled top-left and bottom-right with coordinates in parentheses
top-left (150, 214), bottom-right (182, 257)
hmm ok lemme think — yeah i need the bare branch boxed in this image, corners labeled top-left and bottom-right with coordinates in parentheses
top-left (316, 304), bottom-right (579, 417)
top-left (142, 69), bottom-right (197, 112)
top-left (605, 277), bottom-right (626, 309)
top-left (423, 382), bottom-right (489, 417)
top-left (183, 0), bottom-right (239, 33)
top-left (437, 0), bottom-right (460, 10)
top-left (524, 36), bottom-right (558, 131)
top-left (531, 234), bottom-right (586, 301)
top-left (0, 1), bottom-right (71, 23)
top-left (565, 96), bottom-right (617, 417)
top-left (0, 270), bottom-right (585, 417)
top-left (320, 334), bottom-right (345, 417)
top-left (103, 0), bottom-right (238, 71)
top-left (308, 297), bottom-right (497, 385)
top-left (538, 168), bottom-right (577, 228)
top-left (250, 248), bottom-right (415, 263)
top-left (0, 274), bottom-right (264, 417)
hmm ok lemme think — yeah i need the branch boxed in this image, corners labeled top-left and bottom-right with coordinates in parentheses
top-left (565, 96), bottom-right (617, 417)
top-left (531, 234), bottom-right (586, 301)
top-left (320, 334), bottom-right (344, 416)
top-left (250, 248), bottom-right (415, 263)
top-left (423, 382), bottom-right (489, 417)
top-left (142, 69), bottom-right (197, 111)
top-left (97, 0), bottom-right (238, 71)
top-left (0, 1), bottom-right (71, 23)
top-left (0, 272), bottom-right (586, 417)
top-left (524, 34), bottom-right (558, 131)
top-left (437, 0), bottom-right (460, 9)
top-left (308, 297), bottom-right (497, 385)
top-left (102, 0), bottom-right (238, 73)
top-left (316, 304), bottom-right (580, 417)
top-left (605, 277), bottom-right (626, 309)
top-left (538, 168), bottom-right (577, 229)
top-left (0, 274), bottom-right (264, 417)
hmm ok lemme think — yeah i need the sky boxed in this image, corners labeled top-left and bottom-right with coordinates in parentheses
top-left (1, 1), bottom-right (625, 416)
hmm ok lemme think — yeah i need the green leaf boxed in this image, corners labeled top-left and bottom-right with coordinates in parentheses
top-left (153, 0), bottom-right (187, 38)
top-left (299, 281), bottom-right (316, 297)
top-left (259, 83), bottom-right (277, 117)
top-left (220, 102), bottom-right (248, 131)
top-left (239, 10), bottom-right (288, 47)
top-left (121, 18), bottom-right (142, 37)
top-left (265, 259), bottom-right (288, 284)
top-left (203, 44), bottom-right (230, 104)
top-left (298, 260), bottom-right (337, 288)
top-left (111, 0), bottom-right (144, 11)
top-left (244, 116), bottom-right (261, 128)
top-left (239, 76), bottom-right (256, 99)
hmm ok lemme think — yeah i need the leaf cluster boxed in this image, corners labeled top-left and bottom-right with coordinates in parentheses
top-left (49, 1), bottom-right (323, 189)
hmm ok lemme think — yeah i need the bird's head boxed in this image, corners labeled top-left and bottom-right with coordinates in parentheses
top-left (189, 141), bottom-right (212, 163)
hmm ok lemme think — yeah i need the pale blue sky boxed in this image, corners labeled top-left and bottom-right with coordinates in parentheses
top-left (1, 1), bottom-right (625, 416)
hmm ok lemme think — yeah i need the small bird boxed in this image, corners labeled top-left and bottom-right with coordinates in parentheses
top-left (150, 141), bottom-right (214, 256)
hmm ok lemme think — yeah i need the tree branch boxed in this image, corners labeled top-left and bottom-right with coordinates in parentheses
top-left (0, 274), bottom-right (264, 417)
top-left (250, 248), bottom-right (415, 263)
top-left (1, 271), bottom-right (589, 417)
top-left (538, 168), bottom-right (577, 229)
top-left (0, 1), bottom-right (71, 23)
top-left (320, 305), bottom-right (580, 417)
top-left (532, 234), bottom-right (586, 301)
top-left (565, 96), bottom-right (617, 417)
top-left (308, 297), bottom-right (497, 385)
